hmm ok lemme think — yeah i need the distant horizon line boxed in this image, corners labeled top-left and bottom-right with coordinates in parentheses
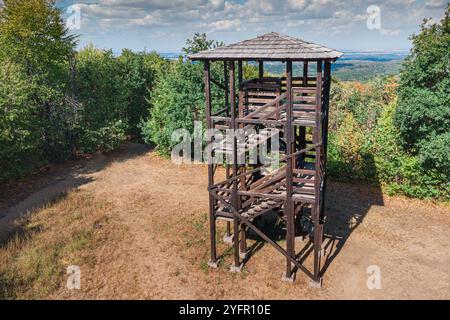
top-left (106, 49), bottom-right (411, 55)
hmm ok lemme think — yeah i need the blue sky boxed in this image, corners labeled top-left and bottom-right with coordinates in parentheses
top-left (51, 0), bottom-right (448, 52)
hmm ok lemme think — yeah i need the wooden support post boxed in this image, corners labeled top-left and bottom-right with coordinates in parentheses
top-left (229, 61), bottom-right (242, 272)
top-left (298, 61), bottom-right (308, 167)
top-left (312, 60), bottom-right (323, 284)
top-left (224, 62), bottom-right (229, 117)
top-left (205, 60), bottom-right (218, 267)
top-left (237, 60), bottom-right (247, 258)
top-left (320, 61), bottom-right (332, 222)
top-left (259, 61), bottom-right (264, 78)
top-left (323, 61), bottom-right (331, 165)
top-left (223, 61), bottom-right (233, 242)
top-left (238, 61), bottom-right (244, 119)
top-left (238, 61), bottom-right (243, 91)
top-left (284, 61), bottom-right (295, 281)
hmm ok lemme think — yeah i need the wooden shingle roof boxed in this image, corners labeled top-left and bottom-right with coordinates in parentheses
top-left (189, 32), bottom-right (343, 61)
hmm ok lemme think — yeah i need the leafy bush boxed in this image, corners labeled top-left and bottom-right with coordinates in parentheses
top-left (78, 120), bottom-right (127, 153)
top-left (395, 88), bottom-right (449, 151)
top-left (418, 132), bottom-right (450, 176)
top-left (329, 113), bottom-right (366, 179)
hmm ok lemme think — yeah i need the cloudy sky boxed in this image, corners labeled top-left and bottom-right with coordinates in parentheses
top-left (53, 0), bottom-right (448, 52)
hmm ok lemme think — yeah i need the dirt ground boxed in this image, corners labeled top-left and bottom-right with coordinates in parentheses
top-left (1, 142), bottom-right (449, 299)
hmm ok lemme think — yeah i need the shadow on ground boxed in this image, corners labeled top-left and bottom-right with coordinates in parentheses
top-left (0, 142), bottom-right (151, 245)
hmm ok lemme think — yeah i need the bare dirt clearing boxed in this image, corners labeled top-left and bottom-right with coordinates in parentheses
top-left (1, 143), bottom-right (449, 299)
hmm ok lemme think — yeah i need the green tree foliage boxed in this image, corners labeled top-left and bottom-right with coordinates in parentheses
top-left (0, 0), bottom-right (77, 84)
top-left (75, 46), bottom-right (168, 152)
top-left (117, 49), bottom-right (166, 137)
top-left (0, 62), bottom-right (44, 181)
top-left (140, 59), bottom-right (226, 155)
top-left (395, 6), bottom-right (450, 175)
top-left (182, 33), bottom-right (224, 55)
top-left (74, 46), bottom-right (128, 152)
top-left (0, 0), bottom-right (77, 177)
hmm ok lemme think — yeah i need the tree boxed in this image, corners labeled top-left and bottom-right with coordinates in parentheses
top-left (182, 33), bottom-right (224, 55)
top-left (141, 33), bottom-right (228, 155)
top-left (394, 5), bottom-right (449, 175)
top-left (0, 61), bottom-right (44, 181)
top-left (75, 45), bottom-right (127, 153)
top-left (0, 0), bottom-right (77, 83)
top-left (0, 0), bottom-right (79, 162)
top-left (117, 49), bottom-right (168, 138)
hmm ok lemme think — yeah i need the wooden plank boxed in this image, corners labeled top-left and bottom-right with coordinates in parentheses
top-left (245, 91), bottom-right (278, 97)
top-left (293, 177), bottom-right (315, 184)
top-left (294, 169), bottom-right (315, 175)
top-left (313, 60), bottom-right (323, 281)
top-left (244, 92), bottom-right (286, 119)
top-left (293, 186), bottom-right (315, 195)
top-left (293, 111), bottom-right (315, 118)
top-left (292, 87), bottom-right (316, 94)
top-left (247, 97), bottom-right (278, 104)
top-left (244, 83), bottom-right (280, 90)
top-left (293, 104), bottom-right (316, 110)
top-left (293, 95), bottom-right (316, 102)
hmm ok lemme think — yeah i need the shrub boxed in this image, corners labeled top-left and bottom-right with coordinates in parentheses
top-left (418, 132), bottom-right (450, 176)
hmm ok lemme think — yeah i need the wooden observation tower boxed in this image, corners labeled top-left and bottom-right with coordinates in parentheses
top-left (189, 32), bottom-right (342, 286)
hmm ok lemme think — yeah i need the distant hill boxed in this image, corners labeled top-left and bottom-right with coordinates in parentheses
top-left (159, 50), bottom-right (409, 82)
top-left (331, 51), bottom-right (408, 81)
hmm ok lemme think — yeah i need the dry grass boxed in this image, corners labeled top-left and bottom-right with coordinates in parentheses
top-left (0, 190), bottom-right (114, 299)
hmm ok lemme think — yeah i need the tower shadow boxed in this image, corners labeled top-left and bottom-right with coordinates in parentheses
top-left (239, 154), bottom-right (384, 278)
top-left (319, 154), bottom-right (384, 276)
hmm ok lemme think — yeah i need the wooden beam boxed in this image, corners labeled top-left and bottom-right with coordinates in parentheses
top-left (285, 61), bottom-right (295, 279)
top-left (229, 61), bottom-right (241, 270)
top-left (224, 62), bottom-right (229, 117)
top-left (238, 61), bottom-right (244, 118)
top-left (313, 60), bottom-right (323, 282)
top-left (299, 61), bottom-right (309, 167)
top-left (204, 60), bottom-right (217, 265)
top-left (259, 61), bottom-right (264, 78)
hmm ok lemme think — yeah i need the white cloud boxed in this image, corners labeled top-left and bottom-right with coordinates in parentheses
top-left (425, 0), bottom-right (448, 8)
top-left (380, 28), bottom-right (402, 36)
top-left (63, 0), bottom-right (448, 51)
top-left (208, 19), bottom-right (241, 31)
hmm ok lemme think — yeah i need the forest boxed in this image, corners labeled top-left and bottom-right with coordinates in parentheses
top-left (0, 0), bottom-right (449, 200)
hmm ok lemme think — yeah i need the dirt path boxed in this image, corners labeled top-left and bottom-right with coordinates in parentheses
top-left (1, 143), bottom-right (449, 299)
